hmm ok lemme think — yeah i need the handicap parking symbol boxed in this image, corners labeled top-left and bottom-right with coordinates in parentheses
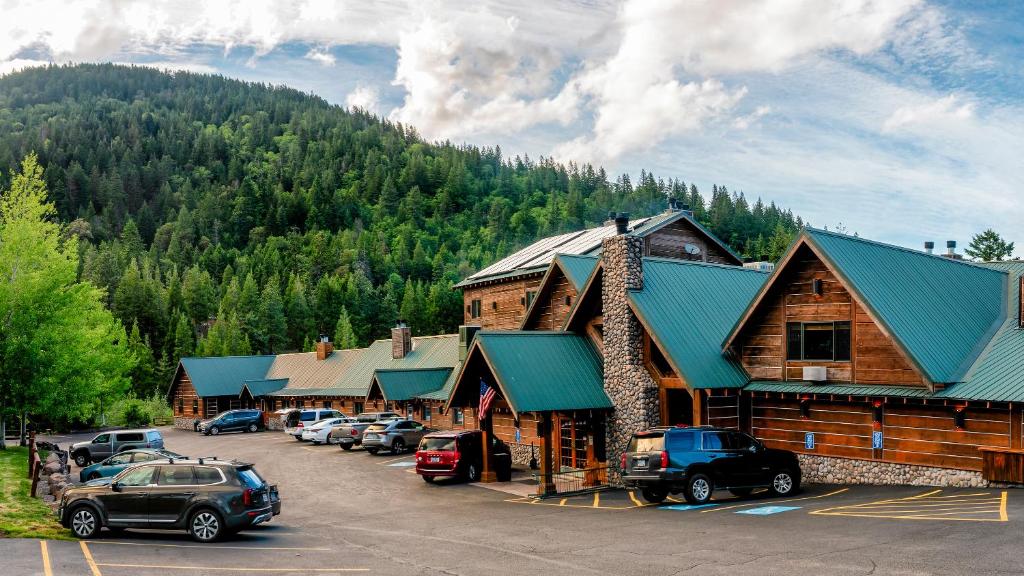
top-left (661, 503), bottom-right (717, 511)
top-left (872, 431), bottom-right (883, 449)
top-left (736, 506), bottom-right (801, 515)
top-left (804, 432), bottom-right (815, 450)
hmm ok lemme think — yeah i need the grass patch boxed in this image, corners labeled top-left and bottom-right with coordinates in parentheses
top-left (0, 446), bottom-right (72, 539)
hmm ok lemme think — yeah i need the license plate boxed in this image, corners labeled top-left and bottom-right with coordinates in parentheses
top-left (365, 433), bottom-right (376, 439)
top-left (634, 458), bottom-right (648, 468)
top-left (430, 456), bottom-right (440, 463)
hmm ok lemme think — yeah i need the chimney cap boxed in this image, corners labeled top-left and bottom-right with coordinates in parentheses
top-left (947, 240), bottom-right (957, 248)
top-left (614, 212), bottom-right (630, 234)
top-left (924, 241), bottom-right (935, 249)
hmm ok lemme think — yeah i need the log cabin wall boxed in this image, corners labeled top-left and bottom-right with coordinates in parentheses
top-left (737, 245), bottom-right (925, 386)
top-left (171, 373), bottom-right (200, 418)
top-left (644, 219), bottom-right (734, 264)
top-left (522, 271), bottom-right (578, 331)
top-left (706, 392), bottom-right (740, 430)
top-left (462, 275), bottom-right (544, 329)
top-left (751, 395), bottom-right (1013, 472)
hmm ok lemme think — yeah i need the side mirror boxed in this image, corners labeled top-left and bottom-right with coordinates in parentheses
top-left (748, 445), bottom-right (758, 453)
top-left (111, 481), bottom-right (124, 492)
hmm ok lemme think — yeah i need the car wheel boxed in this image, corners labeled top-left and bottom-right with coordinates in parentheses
top-left (769, 469), bottom-right (799, 497)
top-left (74, 453), bottom-right (89, 467)
top-left (729, 488), bottom-right (753, 498)
top-left (70, 506), bottom-right (101, 539)
top-left (210, 426), bottom-right (220, 436)
top-left (248, 424), bottom-right (258, 433)
top-left (340, 444), bottom-right (352, 451)
top-left (684, 473), bottom-right (713, 505)
top-left (391, 438), bottom-right (405, 454)
top-left (466, 463), bottom-right (480, 482)
top-left (87, 472), bottom-right (102, 481)
top-left (189, 509), bottom-right (224, 543)
top-left (641, 488), bottom-right (668, 504)
top-left (295, 435), bottom-right (303, 441)
top-left (366, 448), bottom-right (379, 455)
top-left (312, 440), bottom-right (321, 446)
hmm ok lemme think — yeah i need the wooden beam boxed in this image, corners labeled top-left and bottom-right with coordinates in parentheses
top-left (1012, 404), bottom-right (1023, 451)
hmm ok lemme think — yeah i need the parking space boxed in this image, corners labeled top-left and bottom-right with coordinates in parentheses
top-left (10, 427), bottom-right (1024, 576)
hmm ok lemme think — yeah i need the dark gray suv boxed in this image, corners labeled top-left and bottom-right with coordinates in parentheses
top-left (70, 429), bottom-right (165, 467)
top-left (58, 458), bottom-right (273, 542)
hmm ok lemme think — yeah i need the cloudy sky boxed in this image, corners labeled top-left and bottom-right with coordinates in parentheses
top-left (2, 0), bottom-right (1021, 252)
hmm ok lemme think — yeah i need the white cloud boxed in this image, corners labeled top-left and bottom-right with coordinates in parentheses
top-left (345, 84), bottom-right (380, 114)
top-left (0, 58), bottom-right (49, 76)
top-left (305, 46), bottom-right (335, 66)
top-left (882, 94), bottom-right (975, 132)
top-left (733, 105), bottom-right (771, 130)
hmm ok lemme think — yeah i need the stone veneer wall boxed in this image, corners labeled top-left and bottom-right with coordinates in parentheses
top-left (601, 234), bottom-right (660, 483)
top-left (798, 454), bottom-right (1006, 488)
top-left (173, 416), bottom-right (197, 431)
top-left (508, 441), bottom-right (539, 467)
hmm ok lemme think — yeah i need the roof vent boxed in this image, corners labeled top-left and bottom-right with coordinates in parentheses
top-left (924, 241), bottom-right (934, 254)
top-left (604, 211), bottom-right (617, 226)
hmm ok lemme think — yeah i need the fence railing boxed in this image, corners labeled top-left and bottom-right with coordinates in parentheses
top-left (533, 466), bottom-right (609, 498)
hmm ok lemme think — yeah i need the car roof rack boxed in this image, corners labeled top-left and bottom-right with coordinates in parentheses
top-left (197, 456), bottom-right (218, 465)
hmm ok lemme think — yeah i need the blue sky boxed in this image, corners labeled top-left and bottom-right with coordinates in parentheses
top-left (1, 0), bottom-right (1021, 254)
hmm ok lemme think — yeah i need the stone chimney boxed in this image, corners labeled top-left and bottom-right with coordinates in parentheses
top-left (315, 334), bottom-right (334, 361)
top-left (391, 321), bottom-right (412, 359)
top-left (600, 234), bottom-right (659, 479)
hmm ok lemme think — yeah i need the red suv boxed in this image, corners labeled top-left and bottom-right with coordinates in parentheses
top-left (415, 430), bottom-right (512, 483)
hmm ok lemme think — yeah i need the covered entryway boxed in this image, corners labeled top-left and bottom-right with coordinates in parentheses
top-left (663, 389), bottom-right (693, 427)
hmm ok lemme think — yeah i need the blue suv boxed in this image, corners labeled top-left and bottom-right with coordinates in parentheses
top-left (621, 426), bottom-right (801, 504)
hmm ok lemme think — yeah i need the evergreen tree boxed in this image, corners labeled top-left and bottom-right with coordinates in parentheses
top-left (334, 306), bottom-right (357, 350)
top-left (965, 229), bottom-right (1014, 262)
top-left (257, 276), bottom-right (287, 353)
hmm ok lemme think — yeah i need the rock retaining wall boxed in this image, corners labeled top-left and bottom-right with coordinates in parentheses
top-left (173, 416), bottom-right (197, 430)
top-left (798, 454), bottom-right (1001, 488)
top-left (601, 234), bottom-right (660, 482)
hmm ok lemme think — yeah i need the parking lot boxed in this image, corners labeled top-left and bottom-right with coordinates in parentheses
top-left (7, 427), bottom-right (1023, 575)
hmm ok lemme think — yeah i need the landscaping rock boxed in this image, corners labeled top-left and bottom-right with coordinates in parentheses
top-left (45, 453), bottom-right (60, 464)
top-left (42, 461), bottom-right (61, 475)
top-left (36, 481), bottom-right (50, 496)
top-left (48, 473), bottom-right (67, 488)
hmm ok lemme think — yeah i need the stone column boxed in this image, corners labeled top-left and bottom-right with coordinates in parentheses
top-left (601, 234), bottom-right (660, 482)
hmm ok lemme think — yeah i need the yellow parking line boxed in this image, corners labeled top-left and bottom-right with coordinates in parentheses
top-left (40, 541), bottom-right (53, 576)
top-left (592, 492), bottom-right (600, 508)
top-left (559, 498), bottom-right (567, 506)
top-left (1000, 491), bottom-right (1009, 521)
top-left (86, 541), bottom-right (331, 552)
top-left (666, 496), bottom-right (683, 503)
top-left (908, 489), bottom-right (943, 499)
top-left (628, 491), bottom-right (643, 507)
top-left (94, 564), bottom-right (368, 572)
top-left (700, 488), bottom-right (849, 513)
top-left (80, 541), bottom-right (102, 576)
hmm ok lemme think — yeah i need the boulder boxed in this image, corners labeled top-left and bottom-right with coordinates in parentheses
top-left (45, 453), bottom-right (60, 464)
top-left (42, 461), bottom-right (61, 475)
top-left (48, 473), bottom-right (67, 487)
top-left (36, 481), bottom-right (51, 496)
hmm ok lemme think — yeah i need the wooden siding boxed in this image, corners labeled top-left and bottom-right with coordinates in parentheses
top-left (736, 245), bottom-right (926, 386)
top-left (644, 218), bottom-right (734, 264)
top-left (523, 272), bottom-right (578, 331)
top-left (706, 392), bottom-right (740, 430)
top-left (750, 395), bottom-right (1013, 471)
top-left (462, 276), bottom-right (544, 330)
top-left (171, 373), bottom-right (202, 418)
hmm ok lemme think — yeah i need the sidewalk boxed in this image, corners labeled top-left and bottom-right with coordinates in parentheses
top-left (470, 465), bottom-right (539, 497)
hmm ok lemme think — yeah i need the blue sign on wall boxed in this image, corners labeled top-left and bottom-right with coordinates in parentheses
top-left (804, 432), bottom-right (815, 450)
top-left (515, 427), bottom-right (521, 443)
top-left (872, 430), bottom-right (883, 449)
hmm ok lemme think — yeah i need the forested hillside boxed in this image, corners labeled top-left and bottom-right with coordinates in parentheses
top-left (0, 64), bottom-right (801, 398)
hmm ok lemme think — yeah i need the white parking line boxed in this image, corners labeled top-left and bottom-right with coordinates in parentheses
top-left (86, 541), bottom-right (331, 552)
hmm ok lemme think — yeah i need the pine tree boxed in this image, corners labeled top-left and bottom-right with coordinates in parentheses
top-left (257, 276), bottom-right (287, 353)
top-left (965, 229), bottom-right (1014, 262)
top-left (334, 306), bottom-right (358, 350)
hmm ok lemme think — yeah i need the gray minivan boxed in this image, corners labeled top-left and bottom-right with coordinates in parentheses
top-left (71, 429), bottom-right (165, 467)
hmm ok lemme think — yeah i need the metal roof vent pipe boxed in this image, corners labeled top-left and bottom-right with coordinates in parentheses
top-left (680, 203), bottom-right (693, 217)
top-left (924, 241), bottom-right (934, 254)
top-left (614, 213), bottom-right (630, 235)
top-left (604, 210), bottom-right (618, 226)
top-left (667, 197), bottom-right (679, 212)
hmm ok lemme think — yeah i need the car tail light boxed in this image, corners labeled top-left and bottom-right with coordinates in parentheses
top-left (620, 453), bottom-right (627, 469)
top-left (660, 451), bottom-right (669, 469)
top-left (243, 488), bottom-right (253, 506)
top-left (297, 422), bottom-right (304, 428)
top-left (351, 429), bottom-right (359, 436)
top-left (453, 451), bottom-right (460, 464)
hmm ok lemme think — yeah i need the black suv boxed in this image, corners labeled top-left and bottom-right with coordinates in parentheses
top-left (199, 409), bottom-right (264, 435)
top-left (58, 458), bottom-right (274, 542)
top-left (621, 426), bottom-right (801, 504)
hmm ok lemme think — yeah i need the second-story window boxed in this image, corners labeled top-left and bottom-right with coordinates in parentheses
top-left (786, 321), bottom-right (851, 361)
top-left (470, 299), bottom-right (482, 318)
top-left (525, 290), bottom-right (537, 309)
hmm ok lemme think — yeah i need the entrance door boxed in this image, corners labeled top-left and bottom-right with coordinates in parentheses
top-left (664, 389), bottom-right (693, 427)
top-left (558, 416), bottom-right (590, 469)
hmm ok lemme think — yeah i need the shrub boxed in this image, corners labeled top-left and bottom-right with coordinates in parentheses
top-left (122, 402), bottom-right (150, 428)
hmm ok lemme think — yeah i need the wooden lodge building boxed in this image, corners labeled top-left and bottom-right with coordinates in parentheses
top-left (169, 202), bottom-right (1024, 489)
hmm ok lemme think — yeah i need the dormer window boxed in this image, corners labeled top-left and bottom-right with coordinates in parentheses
top-left (787, 321), bottom-right (851, 361)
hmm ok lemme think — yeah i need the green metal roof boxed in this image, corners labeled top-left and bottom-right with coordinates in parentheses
top-left (179, 356), bottom-right (276, 397)
top-left (629, 259), bottom-right (767, 389)
top-left (803, 228), bottom-right (1006, 384)
top-left (308, 334), bottom-right (461, 396)
top-left (472, 331), bottom-right (611, 414)
top-left (745, 381), bottom-right (934, 398)
top-left (555, 254), bottom-right (600, 291)
top-left (370, 368), bottom-right (453, 402)
top-left (241, 378), bottom-right (288, 397)
top-left (937, 262), bottom-right (1024, 403)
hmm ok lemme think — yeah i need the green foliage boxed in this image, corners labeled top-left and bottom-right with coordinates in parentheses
top-left (0, 447), bottom-right (71, 538)
top-left (122, 402), bottom-right (150, 428)
top-left (965, 229), bottom-right (1015, 262)
top-left (0, 65), bottom-right (802, 378)
top-left (107, 393), bottom-right (171, 428)
top-left (334, 306), bottom-right (357, 350)
top-left (0, 153), bottom-right (135, 441)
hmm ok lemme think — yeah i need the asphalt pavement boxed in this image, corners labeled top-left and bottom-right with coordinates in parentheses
top-left (5, 427), bottom-right (1022, 576)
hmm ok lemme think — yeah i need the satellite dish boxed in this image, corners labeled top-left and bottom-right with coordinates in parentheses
top-left (684, 243), bottom-right (701, 255)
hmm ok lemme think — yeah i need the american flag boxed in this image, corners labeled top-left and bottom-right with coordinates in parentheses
top-left (479, 379), bottom-right (497, 419)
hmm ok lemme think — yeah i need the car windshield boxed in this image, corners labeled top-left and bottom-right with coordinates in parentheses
top-left (628, 433), bottom-right (665, 452)
top-left (237, 467), bottom-right (265, 489)
top-left (299, 412), bottom-right (318, 421)
top-left (157, 449), bottom-right (184, 459)
top-left (419, 437), bottom-right (456, 451)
